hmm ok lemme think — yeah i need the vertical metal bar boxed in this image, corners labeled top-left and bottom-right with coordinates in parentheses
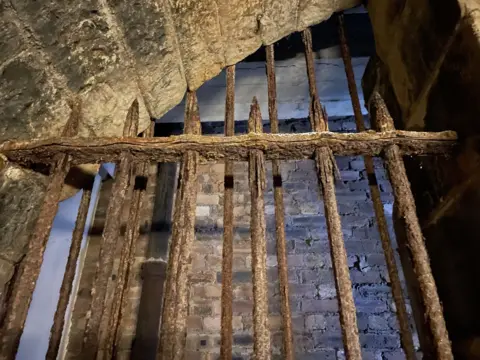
top-left (82, 100), bottom-right (139, 359)
top-left (337, 13), bottom-right (417, 360)
top-left (157, 91), bottom-right (200, 360)
top-left (302, 27), bottom-right (362, 360)
top-left (0, 155), bottom-right (71, 360)
top-left (370, 92), bottom-right (453, 360)
top-left (100, 121), bottom-right (156, 360)
top-left (46, 178), bottom-right (94, 360)
top-left (114, 123), bottom-right (157, 355)
top-left (265, 44), bottom-right (294, 360)
top-left (248, 98), bottom-right (271, 360)
top-left (0, 100), bottom-right (82, 359)
top-left (220, 65), bottom-right (235, 360)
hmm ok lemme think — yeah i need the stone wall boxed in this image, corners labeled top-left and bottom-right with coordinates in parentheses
top-left (183, 118), bottom-right (418, 359)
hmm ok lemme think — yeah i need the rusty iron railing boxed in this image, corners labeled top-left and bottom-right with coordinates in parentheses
top-left (0, 13), bottom-right (455, 360)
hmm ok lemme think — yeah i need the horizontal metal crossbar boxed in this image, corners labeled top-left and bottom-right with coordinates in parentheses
top-left (0, 130), bottom-right (457, 166)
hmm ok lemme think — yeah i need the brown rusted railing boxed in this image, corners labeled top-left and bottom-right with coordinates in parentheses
top-left (220, 65), bottom-right (236, 360)
top-left (0, 22), bottom-right (457, 360)
top-left (369, 92), bottom-right (453, 360)
top-left (265, 44), bottom-right (295, 360)
top-left (303, 27), bottom-right (362, 360)
top-left (337, 12), bottom-right (417, 360)
top-left (0, 100), bottom-right (82, 360)
top-left (248, 98), bottom-right (271, 360)
top-left (82, 100), bottom-right (140, 359)
top-left (157, 91), bottom-right (201, 360)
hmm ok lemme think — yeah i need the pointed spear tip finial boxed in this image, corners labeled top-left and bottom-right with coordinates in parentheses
top-left (185, 90), bottom-right (201, 135)
top-left (248, 96), bottom-right (262, 133)
top-left (124, 98), bottom-right (140, 136)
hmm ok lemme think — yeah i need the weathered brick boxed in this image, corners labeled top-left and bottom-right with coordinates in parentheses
top-left (305, 314), bottom-right (327, 330)
top-left (197, 194), bottom-right (220, 205)
top-left (339, 170), bottom-right (361, 181)
top-left (301, 299), bottom-right (338, 313)
top-left (368, 315), bottom-right (390, 331)
top-left (196, 205), bottom-right (211, 217)
top-left (187, 316), bottom-right (203, 331)
top-left (350, 159), bottom-right (366, 170)
top-left (383, 351), bottom-right (407, 360)
top-left (359, 334), bottom-right (400, 349)
top-left (217, 271), bottom-right (251, 283)
top-left (203, 317), bottom-right (221, 332)
top-left (193, 284), bottom-right (222, 299)
top-left (313, 332), bottom-right (343, 348)
top-left (300, 269), bottom-right (334, 284)
top-left (233, 334), bottom-right (253, 346)
top-left (350, 270), bottom-right (383, 284)
top-left (288, 283), bottom-right (317, 298)
top-left (354, 298), bottom-right (389, 314)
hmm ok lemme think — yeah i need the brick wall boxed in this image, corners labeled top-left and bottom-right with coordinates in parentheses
top-left (65, 163), bottom-right (158, 360)
top-left (184, 117), bottom-right (419, 360)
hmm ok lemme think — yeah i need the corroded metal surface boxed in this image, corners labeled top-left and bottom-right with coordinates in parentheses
top-left (101, 121), bottom-right (156, 360)
top-left (0, 102), bottom-right (82, 360)
top-left (0, 155), bottom-right (71, 360)
top-left (303, 27), bottom-right (362, 360)
top-left (46, 178), bottom-right (94, 360)
top-left (266, 44), bottom-right (294, 360)
top-left (337, 13), bottom-right (417, 360)
top-left (157, 92), bottom-right (201, 360)
top-left (0, 131), bottom-right (458, 166)
top-left (248, 98), bottom-right (271, 360)
top-left (82, 100), bottom-right (139, 359)
top-left (220, 65), bottom-right (235, 360)
top-left (371, 93), bottom-right (453, 360)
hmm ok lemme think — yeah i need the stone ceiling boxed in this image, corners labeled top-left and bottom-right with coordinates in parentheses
top-left (0, 0), bottom-right (361, 141)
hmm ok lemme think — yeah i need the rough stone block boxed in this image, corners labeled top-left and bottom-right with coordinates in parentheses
top-left (216, 0), bottom-right (262, 65)
top-left (12, 0), bottom-right (150, 136)
top-left (0, 52), bottom-right (70, 141)
top-left (108, 0), bottom-right (186, 118)
top-left (170, 0), bottom-right (224, 89)
top-left (0, 166), bottom-right (47, 263)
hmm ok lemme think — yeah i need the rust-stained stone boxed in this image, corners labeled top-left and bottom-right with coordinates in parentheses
top-left (107, 0), bottom-right (186, 119)
top-left (217, 0), bottom-right (262, 65)
top-left (169, 0), bottom-right (225, 90)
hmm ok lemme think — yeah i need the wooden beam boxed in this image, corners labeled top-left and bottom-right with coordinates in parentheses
top-left (0, 130), bottom-right (457, 166)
